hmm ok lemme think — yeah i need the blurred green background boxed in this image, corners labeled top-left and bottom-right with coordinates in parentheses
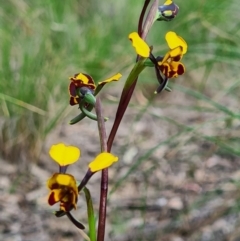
top-left (0, 0), bottom-right (239, 161)
top-left (1, 0), bottom-right (240, 240)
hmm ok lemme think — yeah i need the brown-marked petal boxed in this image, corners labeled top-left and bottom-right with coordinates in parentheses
top-left (47, 173), bottom-right (78, 194)
top-left (47, 173), bottom-right (78, 211)
top-left (69, 82), bottom-right (77, 97)
top-left (69, 96), bottom-right (79, 106)
top-left (70, 73), bottom-right (96, 90)
top-left (48, 189), bottom-right (65, 205)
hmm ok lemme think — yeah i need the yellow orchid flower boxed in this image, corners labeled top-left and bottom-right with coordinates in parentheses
top-left (158, 31), bottom-right (187, 78)
top-left (47, 173), bottom-right (78, 212)
top-left (69, 73), bottom-right (122, 106)
top-left (129, 31), bottom-right (187, 79)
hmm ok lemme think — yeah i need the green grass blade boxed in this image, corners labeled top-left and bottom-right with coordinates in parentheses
top-left (84, 187), bottom-right (97, 241)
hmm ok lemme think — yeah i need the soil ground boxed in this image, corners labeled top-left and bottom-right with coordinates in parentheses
top-left (1, 82), bottom-right (240, 241)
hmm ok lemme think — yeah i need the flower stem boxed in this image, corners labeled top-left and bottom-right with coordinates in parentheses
top-left (95, 97), bottom-right (108, 241)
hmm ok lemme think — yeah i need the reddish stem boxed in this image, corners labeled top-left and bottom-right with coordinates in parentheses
top-left (97, 168), bottom-right (108, 241)
top-left (138, 0), bottom-right (151, 36)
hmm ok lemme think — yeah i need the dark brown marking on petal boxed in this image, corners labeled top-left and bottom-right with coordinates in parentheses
top-left (48, 192), bottom-right (57, 206)
top-left (71, 73), bottom-right (96, 90)
top-left (177, 64), bottom-right (185, 75)
top-left (172, 55), bottom-right (181, 62)
top-left (69, 97), bottom-right (79, 106)
top-left (69, 82), bottom-right (77, 97)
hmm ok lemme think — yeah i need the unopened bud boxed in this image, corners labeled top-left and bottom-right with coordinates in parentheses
top-left (157, 1), bottom-right (179, 21)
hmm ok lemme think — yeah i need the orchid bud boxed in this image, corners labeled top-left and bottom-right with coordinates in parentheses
top-left (157, 1), bottom-right (179, 21)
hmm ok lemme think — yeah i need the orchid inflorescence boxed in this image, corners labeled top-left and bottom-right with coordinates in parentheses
top-left (46, 0), bottom-right (187, 240)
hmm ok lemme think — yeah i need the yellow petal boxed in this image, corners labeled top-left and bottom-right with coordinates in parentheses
top-left (164, 0), bottom-right (172, 5)
top-left (165, 31), bottom-right (187, 54)
top-left (49, 143), bottom-right (80, 166)
top-left (98, 73), bottom-right (122, 85)
top-left (88, 152), bottom-right (118, 172)
top-left (129, 32), bottom-right (150, 58)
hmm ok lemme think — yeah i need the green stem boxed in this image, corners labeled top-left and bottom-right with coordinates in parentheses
top-left (123, 59), bottom-right (146, 90)
top-left (95, 97), bottom-right (108, 241)
top-left (84, 187), bottom-right (97, 241)
top-left (69, 112), bottom-right (88, 125)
